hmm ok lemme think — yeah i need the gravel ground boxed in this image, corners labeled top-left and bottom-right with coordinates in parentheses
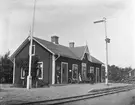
top-left (0, 83), bottom-right (130, 105)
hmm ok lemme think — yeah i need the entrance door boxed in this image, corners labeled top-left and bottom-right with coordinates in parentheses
top-left (96, 67), bottom-right (100, 83)
top-left (61, 62), bottom-right (68, 84)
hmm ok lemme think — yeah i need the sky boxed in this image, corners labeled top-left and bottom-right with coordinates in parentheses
top-left (0, 0), bottom-right (135, 68)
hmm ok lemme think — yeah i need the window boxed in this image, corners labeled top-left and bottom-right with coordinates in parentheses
top-left (89, 66), bottom-right (94, 73)
top-left (83, 54), bottom-right (86, 60)
top-left (82, 63), bottom-right (87, 80)
top-left (37, 62), bottom-right (43, 79)
top-left (21, 68), bottom-right (25, 79)
top-left (32, 45), bottom-right (35, 56)
top-left (72, 64), bottom-right (78, 80)
top-left (83, 53), bottom-right (89, 60)
top-left (96, 67), bottom-right (100, 76)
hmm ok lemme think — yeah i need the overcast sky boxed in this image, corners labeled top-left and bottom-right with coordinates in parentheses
top-left (0, 0), bottom-right (135, 68)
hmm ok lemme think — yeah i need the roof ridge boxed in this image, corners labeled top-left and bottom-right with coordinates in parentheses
top-left (33, 36), bottom-right (52, 44)
top-left (34, 36), bottom-right (70, 48)
top-left (34, 36), bottom-right (85, 50)
top-left (73, 46), bottom-right (86, 48)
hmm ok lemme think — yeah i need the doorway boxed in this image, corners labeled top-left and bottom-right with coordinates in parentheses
top-left (96, 67), bottom-right (100, 83)
top-left (61, 62), bottom-right (68, 84)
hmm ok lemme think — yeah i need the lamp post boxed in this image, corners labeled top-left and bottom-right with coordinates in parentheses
top-left (27, 0), bottom-right (37, 89)
top-left (94, 17), bottom-right (110, 85)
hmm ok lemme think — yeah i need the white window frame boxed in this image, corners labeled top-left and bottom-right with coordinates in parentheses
top-left (21, 68), bottom-right (25, 79)
top-left (61, 62), bottom-right (68, 83)
top-left (37, 62), bottom-right (43, 80)
top-left (82, 63), bottom-right (87, 80)
top-left (90, 66), bottom-right (94, 73)
top-left (72, 64), bottom-right (78, 80)
top-left (32, 45), bottom-right (35, 56)
top-left (129, 72), bottom-right (131, 77)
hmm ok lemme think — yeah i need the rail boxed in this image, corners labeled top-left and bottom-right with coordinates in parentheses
top-left (17, 84), bottom-right (135, 105)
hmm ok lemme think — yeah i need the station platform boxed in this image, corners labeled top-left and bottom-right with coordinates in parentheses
top-left (0, 83), bottom-right (130, 105)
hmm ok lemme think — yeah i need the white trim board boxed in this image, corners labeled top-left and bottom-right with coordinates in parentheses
top-left (13, 58), bottom-right (15, 84)
top-left (10, 36), bottom-right (29, 61)
top-left (33, 38), bottom-right (55, 55)
top-left (81, 45), bottom-right (92, 61)
top-left (52, 55), bottom-right (55, 84)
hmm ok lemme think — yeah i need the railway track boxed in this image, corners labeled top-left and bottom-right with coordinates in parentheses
top-left (19, 84), bottom-right (135, 105)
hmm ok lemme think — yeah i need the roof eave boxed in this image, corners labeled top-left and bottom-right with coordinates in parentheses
top-left (33, 37), bottom-right (55, 55)
top-left (10, 36), bottom-right (30, 61)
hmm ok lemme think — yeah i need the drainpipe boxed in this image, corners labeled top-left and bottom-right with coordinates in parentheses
top-left (55, 54), bottom-right (60, 61)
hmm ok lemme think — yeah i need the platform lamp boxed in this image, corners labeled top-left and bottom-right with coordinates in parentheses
top-left (94, 17), bottom-right (110, 85)
top-left (27, 0), bottom-right (37, 89)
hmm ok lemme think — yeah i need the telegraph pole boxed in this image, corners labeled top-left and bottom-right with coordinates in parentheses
top-left (27, 0), bottom-right (37, 89)
top-left (94, 17), bottom-right (110, 85)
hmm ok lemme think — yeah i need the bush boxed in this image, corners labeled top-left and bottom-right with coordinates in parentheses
top-left (37, 80), bottom-right (49, 87)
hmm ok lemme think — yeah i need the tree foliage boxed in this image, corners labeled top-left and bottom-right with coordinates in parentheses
top-left (102, 65), bottom-right (133, 82)
top-left (16, 55), bottom-right (40, 87)
top-left (0, 51), bottom-right (13, 83)
top-left (16, 55), bottom-right (40, 79)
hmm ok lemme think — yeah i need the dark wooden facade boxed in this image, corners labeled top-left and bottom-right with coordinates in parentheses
top-left (55, 54), bottom-right (102, 84)
top-left (14, 40), bottom-right (52, 87)
top-left (12, 37), bottom-right (102, 87)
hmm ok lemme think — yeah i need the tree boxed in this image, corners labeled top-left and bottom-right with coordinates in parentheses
top-left (102, 65), bottom-right (134, 83)
top-left (0, 51), bottom-right (13, 83)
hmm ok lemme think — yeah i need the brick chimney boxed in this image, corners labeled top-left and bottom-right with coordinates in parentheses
top-left (69, 42), bottom-right (75, 48)
top-left (51, 36), bottom-right (59, 44)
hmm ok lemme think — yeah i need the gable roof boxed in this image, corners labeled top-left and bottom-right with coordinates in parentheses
top-left (10, 37), bottom-right (29, 60)
top-left (70, 46), bottom-right (86, 59)
top-left (34, 37), bottom-right (79, 60)
top-left (10, 36), bottom-right (103, 64)
top-left (128, 69), bottom-right (135, 73)
top-left (34, 37), bottom-right (103, 64)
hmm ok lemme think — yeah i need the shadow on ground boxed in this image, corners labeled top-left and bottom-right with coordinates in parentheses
top-left (0, 89), bottom-right (14, 92)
